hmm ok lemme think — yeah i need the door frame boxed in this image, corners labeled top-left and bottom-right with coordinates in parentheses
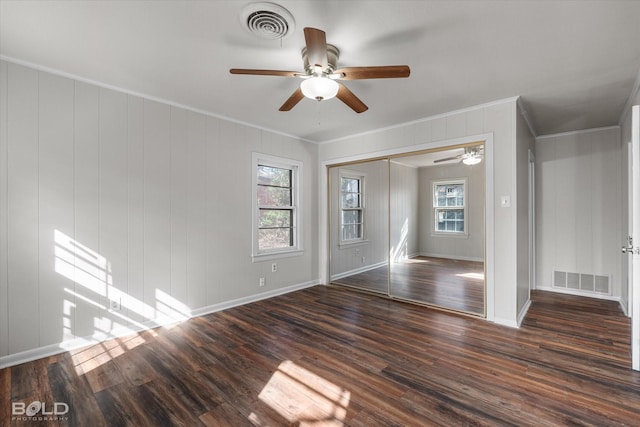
top-left (319, 133), bottom-right (495, 321)
top-left (630, 104), bottom-right (639, 371)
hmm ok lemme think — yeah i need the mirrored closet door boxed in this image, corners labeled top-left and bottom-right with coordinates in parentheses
top-left (329, 144), bottom-right (486, 317)
top-left (329, 159), bottom-right (389, 294)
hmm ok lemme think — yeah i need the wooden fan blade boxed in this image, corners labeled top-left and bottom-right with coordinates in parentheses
top-left (279, 88), bottom-right (305, 111)
top-left (336, 83), bottom-right (368, 113)
top-left (230, 69), bottom-right (302, 77)
top-left (334, 65), bottom-right (411, 80)
top-left (433, 155), bottom-right (462, 163)
top-left (304, 28), bottom-right (328, 70)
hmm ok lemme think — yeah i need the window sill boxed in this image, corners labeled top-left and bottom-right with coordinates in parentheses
top-left (431, 232), bottom-right (469, 239)
top-left (338, 239), bottom-right (369, 248)
top-left (252, 249), bottom-right (304, 262)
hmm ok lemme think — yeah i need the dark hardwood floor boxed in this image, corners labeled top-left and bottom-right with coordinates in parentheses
top-left (1, 287), bottom-right (639, 426)
top-left (333, 256), bottom-right (485, 315)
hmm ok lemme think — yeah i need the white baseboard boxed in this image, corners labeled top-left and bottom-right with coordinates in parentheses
top-left (331, 261), bottom-right (387, 281)
top-left (419, 252), bottom-right (484, 263)
top-left (0, 279), bottom-right (319, 369)
top-left (493, 317), bottom-right (519, 329)
top-left (536, 286), bottom-right (621, 302)
top-left (620, 298), bottom-right (629, 317)
top-left (517, 299), bottom-right (532, 327)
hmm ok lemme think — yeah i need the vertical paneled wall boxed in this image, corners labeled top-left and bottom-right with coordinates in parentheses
top-left (329, 160), bottom-right (389, 278)
top-left (0, 60), bottom-right (318, 361)
top-left (417, 162), bottom-right (485, 261)
top-left (390, 162), bottom-right (419, 262)
top-left (535, 127), bottom-right (622, 297)
top-left (320, 99), bottom-right (520, 324)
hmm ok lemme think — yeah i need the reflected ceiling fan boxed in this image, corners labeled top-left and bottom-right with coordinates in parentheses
top-left (434, 146), bottom-right (484, 165)
top-left (230, 27), bottom-right (410, 113)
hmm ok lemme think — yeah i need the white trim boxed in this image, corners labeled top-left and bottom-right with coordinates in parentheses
top-left (191, 280), bottom-right (318, 317)
top-left (331, 261), bottom-right (388, 281)
top-left (319, 98), bottom-right (519, 145)
top-left (338, 170), bottom-right (366, 245)
top-left (517, 299), bottom-right (532, 327)
top-left (536, 125), bottom-right (620, 141)
top-left (252, 152), bottom-right (303, 260)
top-left (0, 55), bottom-right (315, 144)
top-left (536, 286), bottom-right (622, 301)
top-left (516, 97), bottom-right (538, 138)
top-left (621, 299), bottom-right (629, 317)
top-left (432, 178), bottom-right (468, 236)
top-left (0, 279), bottom-right (319, 369)
top-left (418, 252), bottom-right (484, 263)
top-left (619, 67), bottom-right (640, 127)
top-left (493, 317), bottom-right (519, 329)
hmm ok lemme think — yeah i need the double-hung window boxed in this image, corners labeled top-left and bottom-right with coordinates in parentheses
top-left (433, 179), bottom-right (467, 235)
top-left (253, 153), bottom-right (303, 260)
top-left (340, 172), bottom-right (365, 243)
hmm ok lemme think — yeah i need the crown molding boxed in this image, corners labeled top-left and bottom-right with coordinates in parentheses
top-left (619, 66), bottom-right (640, 126)
top-left (0, 55), bottom-right (315, 144)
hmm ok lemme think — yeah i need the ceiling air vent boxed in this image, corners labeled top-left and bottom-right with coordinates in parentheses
top-left (240, 3), bottom-right (295, 40)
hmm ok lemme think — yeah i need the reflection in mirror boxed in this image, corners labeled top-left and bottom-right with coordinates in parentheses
top-left (329, 159), bottom-right (389, 294)
top-left (389, 145), bottom-right (485, 315)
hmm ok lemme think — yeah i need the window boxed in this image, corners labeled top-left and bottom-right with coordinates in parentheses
top-left (253, 153), bottom-right (303, 260)
top-left (340, 172), bottom-right (364, 243)
top-left (433, 179), bottom-right (467, 234)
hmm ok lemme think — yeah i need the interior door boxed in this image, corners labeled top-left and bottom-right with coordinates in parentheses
top-left (630, 105), bottom-right (640, 371)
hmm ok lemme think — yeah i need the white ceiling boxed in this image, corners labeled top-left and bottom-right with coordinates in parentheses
top-left (1, 1), bottom-right (639, 143)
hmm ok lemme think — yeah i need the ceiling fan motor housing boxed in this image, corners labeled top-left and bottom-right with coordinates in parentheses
top-left (302, 44), bottom-right (340, 74)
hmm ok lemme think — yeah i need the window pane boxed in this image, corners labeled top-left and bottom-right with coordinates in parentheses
top-left (259, 209), bottom-right (292, 228)
top-left (341, 193), bottom-right (360, 208)
top-left (341, 210), bottom-right (361, 225)
top-left (342, 224), bottom-right (362, 241)
top-left (435, 184), bottom-right (464, 207)
top-left (436, 208), bottom-right (464, 233)
top-left (341, 178), bottom-right (359, 193)
top-left (258, 165), bottom-right (291, 187)
top-left (258, 228), bottom-right (293, 250)
top-left (257, 186), bottom-right (291, 206)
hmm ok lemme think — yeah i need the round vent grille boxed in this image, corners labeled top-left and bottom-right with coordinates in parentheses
top-left (240, 3), bottom-right (295, 40)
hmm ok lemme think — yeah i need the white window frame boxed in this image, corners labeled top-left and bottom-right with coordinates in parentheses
top-left (252, 152), bottom-right (303, 261)
top-left (339, 170), bottom-right (366, 245)
top-left (432, 178), bottom-right (468, 236)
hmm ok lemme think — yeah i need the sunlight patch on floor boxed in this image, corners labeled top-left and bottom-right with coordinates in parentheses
top-left (255, 360), bottom-right (350, 426)
top-left (456, 272), bottom-right (484, 280)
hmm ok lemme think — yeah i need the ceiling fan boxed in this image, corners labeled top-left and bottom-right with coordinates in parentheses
top-left (230, 27), bottom-right (410, 113)
top-left (434, 146), bottom-right (484, 165)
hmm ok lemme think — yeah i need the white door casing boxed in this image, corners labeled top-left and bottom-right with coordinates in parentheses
top-left (630, 105), bottom-right (639, 371)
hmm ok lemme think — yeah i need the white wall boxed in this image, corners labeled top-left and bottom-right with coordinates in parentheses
top-left (390, 161), bottom-right (419, 262)
top-left (329, 160), bottom-right (389, 278)
top-left (535, 127), bottom-right (622, 298)
top-left (320, 98), bottom-right (520, 326)
top-left (620, 85), bottom-right (640, 312)
top-left (417, 162), bottom-right (485, 261)
top-left (516, 107), bottom-right (535, 315)
top-left (0, 60), bottom-right (319, 365)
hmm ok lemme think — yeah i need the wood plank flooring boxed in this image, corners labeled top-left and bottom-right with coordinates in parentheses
top-left (2, 287), bottom-right (639, 426)
top-left (333, 256), bottom-right (485, 315)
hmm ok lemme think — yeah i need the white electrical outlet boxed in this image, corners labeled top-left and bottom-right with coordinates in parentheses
top-left (271, 263), bottom-right (277, 272)
top-left (109, 298), bottom-right (121, 311)
top-left (362, 256), bottom-right (366, 263)
top-left (259, 277), bottom-right (266, 287)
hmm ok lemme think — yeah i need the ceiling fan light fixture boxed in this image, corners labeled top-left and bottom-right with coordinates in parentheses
top-left (462, 155), bottom-right (482, 166)
top-left (300, 76), bottom-right (339, 101)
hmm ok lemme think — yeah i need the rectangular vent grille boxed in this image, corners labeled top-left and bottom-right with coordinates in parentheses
top-left (553, 271), bottom-right (610, 295)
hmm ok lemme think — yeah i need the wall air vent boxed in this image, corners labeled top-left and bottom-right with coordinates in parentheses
top-left (553, 270), bottom-right (610, 295)
top-left (240, 3), bottom-right (295, 40)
